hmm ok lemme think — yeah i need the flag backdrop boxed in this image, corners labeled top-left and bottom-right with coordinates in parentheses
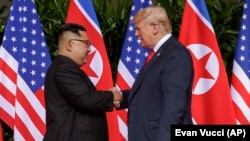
top-left (230, 0), bottom-right (250, 124)
top-left (116, 0), bottom-right (152, 140)
top-left (65, 0), bottom-right (121, 140)
top-left (179, 0), bottom-right (236, 124)
top-left (0, 0), bottom-right (51, 140)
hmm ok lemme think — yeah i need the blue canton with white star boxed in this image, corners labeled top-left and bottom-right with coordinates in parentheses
top-left (1, 0), bottom-right (51, 92)
top-left (234, 1), bottom-right (250, 78)
top-left (120, 0), bottom-right (152, 78)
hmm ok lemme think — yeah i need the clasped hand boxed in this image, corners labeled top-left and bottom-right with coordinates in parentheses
top-left (109, 87), bottom-right (122, 108)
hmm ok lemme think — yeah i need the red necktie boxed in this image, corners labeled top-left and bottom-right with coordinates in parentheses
top-left (145, 50), bottom-right (155, 65)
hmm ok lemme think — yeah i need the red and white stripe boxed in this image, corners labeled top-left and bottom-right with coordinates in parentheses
top-left (115, 57), bottom-right (136, 141)
top-left (231, 61), bottom-right (250, 124)
top-left (0, 47), bottom-right (46, 141)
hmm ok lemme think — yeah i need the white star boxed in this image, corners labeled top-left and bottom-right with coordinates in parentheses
top-left (10, 6), bottom-right (14, 11)
top-left (127, 46), bottom-right (132, 52)
top-left (31, 60), bottom-right (36, 66)
top-left (18, 6), bottom-right (22, 12)
top-left (240, 45), bottom-right (245, 51)
top-left (19, 17), bottom-right (23, 22)
top-left (129, 25), bottom-right (134, 32)
top-left (3, 36), bottom-right (6, 41)
top-left (31, 50), bottom-right (36, 55)
top-left (22, 37), bottom-right (27, 43)
top-left (10, 26), bottom-right (16, 32)
top-left (21, 67), bottom-right (27, 73)
top-left (10, 16), bottom-right (15, 21)
top-left (12, 47), bottom-right (17, 53)
top-left (134, 68), bottom-right (140, 74)
top-left (125, 56), bottom-right (131, 62)
top-left (41, 52), bottom-right (46, 57)
top-left (31, 19), bottom-right (37, 24)
top-left (41, 42), bottom-right (46, 47)
top-left (137, 39), bottom-right (141, 44)
top-left (22, 27), bottom-right (27, 32)
top-left (21, 57), bottom-right (27, 63)
top-left (242, 14), bottom-right (247, 20)
top-left (41, 62), bottom-right (46, 67)
top-left (32, 8), bottom-right (37, 14)
top-left (30, 80), bottom-right (36, 86)
top-left (11, 36), bottom-right (17, 42)
top-left (31, 40), bottom-right (36, 45)
top-left (22, 47), bottom-right (27, 53)
top-left (140, 0), bottom-right (145, 4)
top-left (31, 29), bottom-right (37, 35)
top-left (241, 24), bottom-right (246, 30)
top-left (41, 32), bottom-right (45, 37)
top-left (130, 15), bottom-right (134, 21)
top-left (31, 70), bottom-right (36, 76)
top-left (136, 48), bottom-right (141, 54)
top-left (135, 58), bottom-right (140, 64)
top-left (23, 6), bottom-right (27, 12)
top-left (40, 72), bottom-right (46, 78)
top-left (239, 55), bottom-right (245, 61)
top-left (241, 35), bottom-right (246, 41)
top-left (23, 16), bottom-right (27, 22)
top-left (128, 36), bottom-right (133, 42)
top-left (148, 0), bottom-right (152, 5)
top-left (244, 3), bottom-right (248, 9)
top-left (131, 5), bottom-right (136, 11)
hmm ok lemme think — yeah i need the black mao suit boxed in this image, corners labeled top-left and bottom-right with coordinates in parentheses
top-left (120, 35), bottom-right (194, 141)
top-left (43, 55), bottom-right (114, 141)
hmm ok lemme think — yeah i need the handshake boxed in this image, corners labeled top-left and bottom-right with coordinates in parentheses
top-left (109, 87), bottom-right (122, 108)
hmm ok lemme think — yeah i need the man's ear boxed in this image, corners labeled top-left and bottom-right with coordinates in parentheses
top-left (153, 24), bottom-right (159, 35)
top-left (66, 41), bottom-right (72, 51)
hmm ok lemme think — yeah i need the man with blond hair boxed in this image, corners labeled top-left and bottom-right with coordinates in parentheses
top-left (118, 6), bottom-right (194, 141)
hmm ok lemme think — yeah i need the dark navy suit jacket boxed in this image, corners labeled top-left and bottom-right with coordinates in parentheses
top-left (43, 55), bottom-right (114, 141)
top-left (120, 36), bottom-right (194, 141)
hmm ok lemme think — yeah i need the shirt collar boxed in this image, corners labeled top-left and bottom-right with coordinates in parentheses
top-left (153, 33), bottom-right (172, 52)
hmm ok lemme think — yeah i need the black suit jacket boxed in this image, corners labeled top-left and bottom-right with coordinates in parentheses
top-left (43, 55), bottom-right (114, 141)
top-left (120, 36), bottom-right (194, 141)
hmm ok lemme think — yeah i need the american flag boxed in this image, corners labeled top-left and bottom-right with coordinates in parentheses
top-left (66, 0), bottom-right (121, 140)
top-left (179, 0), bottom-right (236, 124)
top-left (0, 0), bottom-right (51, 140)
top-left (230, 0), bottom-right (250, 124)
top-left (115, 0), bottom-right (152, 140)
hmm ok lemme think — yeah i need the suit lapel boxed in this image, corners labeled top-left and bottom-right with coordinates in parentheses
top-left (128, 48), bottom-right (163, 102)
top-left (128, 37), bottom-right (174, 102)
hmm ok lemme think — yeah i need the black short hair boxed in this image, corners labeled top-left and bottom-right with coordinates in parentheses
top-left (57, 23), bottom-right (86, 42)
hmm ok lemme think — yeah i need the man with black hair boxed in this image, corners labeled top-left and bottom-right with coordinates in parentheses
top-left (43, 23), bottom-right (122, 141)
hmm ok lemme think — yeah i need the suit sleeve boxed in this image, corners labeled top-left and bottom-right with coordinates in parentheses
top-left (117, 90), bottom-right (130, 109)
top-left (54, 64), bottom-right (114, 112)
